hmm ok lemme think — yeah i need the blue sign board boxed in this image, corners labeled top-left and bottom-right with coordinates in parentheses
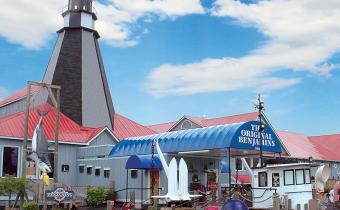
top-left (231, 121), bottom-right (282, 153)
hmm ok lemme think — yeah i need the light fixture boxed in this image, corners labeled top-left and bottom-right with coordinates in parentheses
top-left (178, 150), bottom-right (210, 154)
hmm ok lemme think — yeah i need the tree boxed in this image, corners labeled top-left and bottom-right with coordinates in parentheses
top-left (0, 177), bottom-right (31, 207)
top-left (0, 177), bottom-right (18, 207)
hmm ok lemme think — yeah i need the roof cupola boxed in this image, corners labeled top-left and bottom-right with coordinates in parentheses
top-left (62, 0), bottom-right (97, 30)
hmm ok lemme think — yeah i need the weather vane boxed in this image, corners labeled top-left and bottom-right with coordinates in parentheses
top-left (255, 94), bottom-right (265, 167)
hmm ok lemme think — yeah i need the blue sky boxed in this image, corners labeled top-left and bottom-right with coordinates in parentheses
top-left (0, 0), bottom-right (340, 136)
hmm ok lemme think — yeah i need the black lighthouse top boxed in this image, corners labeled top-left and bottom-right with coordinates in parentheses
top-left (67, 0), bottom-right (95, 14)
top-left (62, 0), bottom-right (97, 29)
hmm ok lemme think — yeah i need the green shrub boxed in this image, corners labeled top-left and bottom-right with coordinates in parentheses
top-left (86, 187), bottom-right (107, 206)
top-left (23, 201), bottom-right (39, 210)
top-left (0, 177), bottom-right (32, 207)
top-left (106, 188), bottom-right (115, 201)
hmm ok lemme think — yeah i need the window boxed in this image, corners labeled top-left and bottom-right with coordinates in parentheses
top-left (79, 165), bottom-right (84, 173)
top-left (95, 168), bottom-right (101, 176)
top-left (245, 158), bottom-right (252, 168)
top-left (131, 170), bottom-right (138, 179)
top-left (61, 165), bottom-right (70, 172)
top-left (181, 120), bottom-right (193, 130)
top-left (2, 147), bottom-right (19, 177)
top-left (87, 166), bottom-right (93, 175)
top-left (258, 172), bottom-right (268, 187)
top-left (104, 169), bottom-right (110, 178)
top-left (253, 158), bottom-right (260, 168)
top-left (296, 169), bottom-right (305, 185)
top-left (272, 173), bottom-right (280, 187)
top-left (235, 158), bottom-right (244, 170)
top-left (284, 170), bottom-right (294, 185)
top-left (305, 169), bottom-right (311, 184)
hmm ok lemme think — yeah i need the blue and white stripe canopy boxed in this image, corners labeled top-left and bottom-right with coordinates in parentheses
top-left (109, 121), bottom-right (283, 157)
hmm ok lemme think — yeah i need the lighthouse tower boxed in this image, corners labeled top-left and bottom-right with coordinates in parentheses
top-left (43, 0), bottom-right (115, 129)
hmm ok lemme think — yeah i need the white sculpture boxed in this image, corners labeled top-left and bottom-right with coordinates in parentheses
top-left (153, 140), bottom-right (200, 201)
top-left (315, 164), bottom-right (330, 192)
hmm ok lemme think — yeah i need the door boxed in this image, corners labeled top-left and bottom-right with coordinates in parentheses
top-left (206, 170), bottom-right (218, 200)
top-left (150, 170), bottom-right (160, 197)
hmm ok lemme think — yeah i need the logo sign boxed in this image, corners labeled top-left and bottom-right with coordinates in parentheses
top-left (45, 187), bottom-right (75, 202)
top-left (231, 121), bottom-right (282, 153)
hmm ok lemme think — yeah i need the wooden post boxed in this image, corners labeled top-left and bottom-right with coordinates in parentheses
top-left (297, 204), bottom-right (301, 210)
top-left (153, 185), bottom-right (158, 210)
top-left (53, 88), bottom-right (60, 182)
top-left (308, 199), bottom-right (318, 210)
top-left (288, 199), bottom-right (292, 210)
top-left (304, 203), bottom-right (308, 210)
top-left (272, 192), bottom-right (280, 210)
top-left (130, 191), bottom-right (135, 210)
top-left (22, 82), bottom-right (31, 178)
top-left (284, 195), bottom-right (289, 210)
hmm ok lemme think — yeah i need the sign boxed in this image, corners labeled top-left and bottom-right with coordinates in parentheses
top-left (231, 121), bottom-right (282, 153)
top-left (45, 187), bottom-right (75, 202)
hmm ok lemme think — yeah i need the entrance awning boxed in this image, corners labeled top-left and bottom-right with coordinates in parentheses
top-left (125, 155), bottom-right (163, 170)
top-left (109, 121), bottom-right (283, 157)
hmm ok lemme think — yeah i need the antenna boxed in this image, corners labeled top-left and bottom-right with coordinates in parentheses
top-left (255, 94), bottom-right (265, 167)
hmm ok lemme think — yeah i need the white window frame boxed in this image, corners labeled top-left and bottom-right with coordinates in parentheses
top-left (95, 167), bottom-right (101, 176)
top-left (104, 168), bottom-right (110, 178)
top-left (295, 169), bottom-right (305, 185)
top-left (78, 164), bottom-right (85, 173)
top-left (305, 169), bottom-right (311, 184)
top-left (86, 165), bottom-right (93, 175)
top-left (284, 169), bottom-right (295, 186)
top-left (1, 145), bottom-right (21, 178)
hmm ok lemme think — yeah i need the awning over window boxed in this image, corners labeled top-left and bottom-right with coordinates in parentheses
top-left (231, 174), bottom-right (251, 184)
top-left (110, 121), bottom-right (283, 157)
top-left (125, 155), bottom-right (163, 170)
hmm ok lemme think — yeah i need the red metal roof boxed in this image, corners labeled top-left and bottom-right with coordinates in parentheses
top-left (148, 121), bottom-right (176, 133)
top-left (201, 112), bottom-right (258, 127)
top-left (0, 103), bottom-right (155, 143)
top-left (113, 114), bottom-right (156, 140)
top-left (148, 112), bottom-right (258, 133)
top-left (308, 134), bottom-right (340, 161)
top-left (0, 103), bottom-right (103, 143)
top-left (277, 131), bottom-right (340, 161)
top-left (0, 85), bottom-right (40, 107)
top-left (277, 131), bottom-right (323, 159)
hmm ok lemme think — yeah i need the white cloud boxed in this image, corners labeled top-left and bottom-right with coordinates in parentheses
top-left (0, 0), bottom-right (63, 49)
top-left (0, 0), bottom-right (204, 49)
top-left (146, 0), bottom-right (340, 97)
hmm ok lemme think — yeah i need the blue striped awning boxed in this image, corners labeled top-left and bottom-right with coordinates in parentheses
top-left (109, 121), bottom-right (282, 157)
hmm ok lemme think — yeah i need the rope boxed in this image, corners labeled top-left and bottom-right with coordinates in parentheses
top-left (238, 192), bottom-right (273, 203)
